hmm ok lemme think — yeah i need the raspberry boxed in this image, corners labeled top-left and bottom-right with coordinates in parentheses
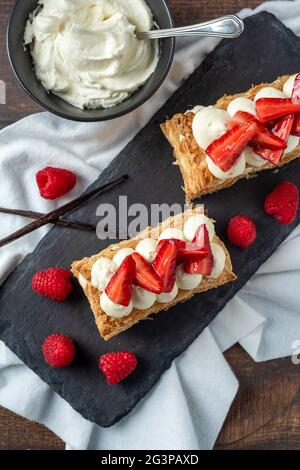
top-left (264, 182), bottom-right (299, 224)
top-left (36, 167), bottom-right (76, 200)
top-left (99, 352), bottom-right (137, 385)
top-left (42, 334), bottom-right (75, 368)
top-left (227, 215), bottom-right (257, 248)
top-left (32, 268), bottom-right (72, 301)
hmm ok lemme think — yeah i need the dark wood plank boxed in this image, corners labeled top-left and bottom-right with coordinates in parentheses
top-left (0, 407), bottom-right (64, 450)
top-left (216, 346), bottom-right (300, 449)
top-left (0, 0), bottom-right (299, 451)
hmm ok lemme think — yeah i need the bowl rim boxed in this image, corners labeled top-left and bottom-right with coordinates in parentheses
top-left (6, 0), bottom-right (175, 122)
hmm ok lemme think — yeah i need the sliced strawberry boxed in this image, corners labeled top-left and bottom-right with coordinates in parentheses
top-left (152, 240), bottom-right (177, 293)
top-left (228, 111), bottom-right (287, 150)
top-left (176, 240), bottom-right (208, 263)
top-left (256, 98), bottom-right (300, 123)
top-left (252, 114), bottom-right (295, 165)
top-left (131, 252), bottom-right (163, 294)
top-left (206, 123), bottom-right (256, 172)
top-left (254, 77), bottom-right (300, 161)
top-left (105, 256), bottom-right (135, 307)
top-left (253, 126), bottom-right (287, 150)
top-left (183, 225), bottom-right (214, 276)
top-left (157, 239), bottom-right (208, 264)
top-left (291, 115), bottom-right (300, 136)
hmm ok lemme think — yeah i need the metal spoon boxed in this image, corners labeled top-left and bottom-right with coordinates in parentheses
top-left (137, 15), bottom-right (244, 40)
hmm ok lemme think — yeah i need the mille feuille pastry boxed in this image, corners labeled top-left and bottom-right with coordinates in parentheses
top-left (71, 208), bottom-right (236, 341)
top-left (161, 73), bottom-right (300, 201)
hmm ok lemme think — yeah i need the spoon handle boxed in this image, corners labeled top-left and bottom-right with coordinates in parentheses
top-left (137, 15), bottom-right (244, 40)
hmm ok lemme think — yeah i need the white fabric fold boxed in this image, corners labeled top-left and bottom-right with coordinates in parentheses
top-left (0, 0), bottom-right (299, 450)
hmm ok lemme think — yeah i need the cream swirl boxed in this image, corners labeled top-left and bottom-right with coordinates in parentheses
top-left (24, 0), bottom-right (159, 109)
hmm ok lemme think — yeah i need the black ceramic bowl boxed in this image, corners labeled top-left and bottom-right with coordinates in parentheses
top-left (7, 0), bottom-right (175, 122)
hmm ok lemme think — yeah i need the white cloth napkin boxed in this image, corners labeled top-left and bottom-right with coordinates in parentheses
top-left (0, 0), bottom-right (300, 451)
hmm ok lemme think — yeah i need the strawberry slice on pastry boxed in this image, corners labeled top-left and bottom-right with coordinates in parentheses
top-left (105, 256), bottom-right (136, 307)
top-left (206, 123), bottom-right (256, 172)
top-left (252, 114), bottom-right (295, 165)
top-left (157, 238), bottom-right (208, 264)
top-left (256, 98), bottom-right (300, 123)
top-left (131, 252), bottom-right (163, 294)
top-left (184, 225), bottom-right (214, 276)
top-left (228, 111), bottom-right (287, 150)
top-left (291, 115), bottom-right (300, 136)
top-left (254, 75), bottom-right (300, 164)
top-left (152, 240), bottom-right (178, 293)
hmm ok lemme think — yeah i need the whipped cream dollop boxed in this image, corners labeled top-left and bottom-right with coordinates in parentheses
top-left (176, 265), bottom-right (202, 290)
top-left (206, 153), bottom-right (246, 179)
top-left (243, 146), bottom-right (266, 168)
top-left (24, 0), bottom-right (159, 109)
top-left (100, 291), bottom-right (133, 318)
top-left (135, 238), bottom-right (158, 263)
top-left (113, 248), bottom-right (134, 267)
top-left (285, 134), bottom-right (299, 153)
top-left (254, 87), bottom-right (286, 101)
top-left (159, 228), bottom-right (185, 241)
top-left (156, 282), bottom-right (178, 304)
top-left (132, 286), bottom-right (156, 310)
top-left (209, 243), bottom-right (226, 279)
top-left (183, 214), bottom-right (215, 242)
top-left (192, 106), bottom-right (247, 180)
top-left (192, 107), bottom-right (230, 150)
top-left (227, 97), bottom-right (256, 117)
top-left (91, 257), bottom-right (117, 291)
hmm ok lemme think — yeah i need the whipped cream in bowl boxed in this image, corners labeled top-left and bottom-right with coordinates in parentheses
top-left (8, 0), bottom-right (175, 121)
top-left (24, 0), bottom-right (160, 110)
top-left (24, 0), bottom-right (159, 110)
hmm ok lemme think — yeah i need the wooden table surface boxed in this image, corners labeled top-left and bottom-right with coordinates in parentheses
top-left (0, 0), bottom-right (299, 451)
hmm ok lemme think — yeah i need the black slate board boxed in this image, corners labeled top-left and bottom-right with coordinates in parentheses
top-left (1, 12), bottom-right (300, 427)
